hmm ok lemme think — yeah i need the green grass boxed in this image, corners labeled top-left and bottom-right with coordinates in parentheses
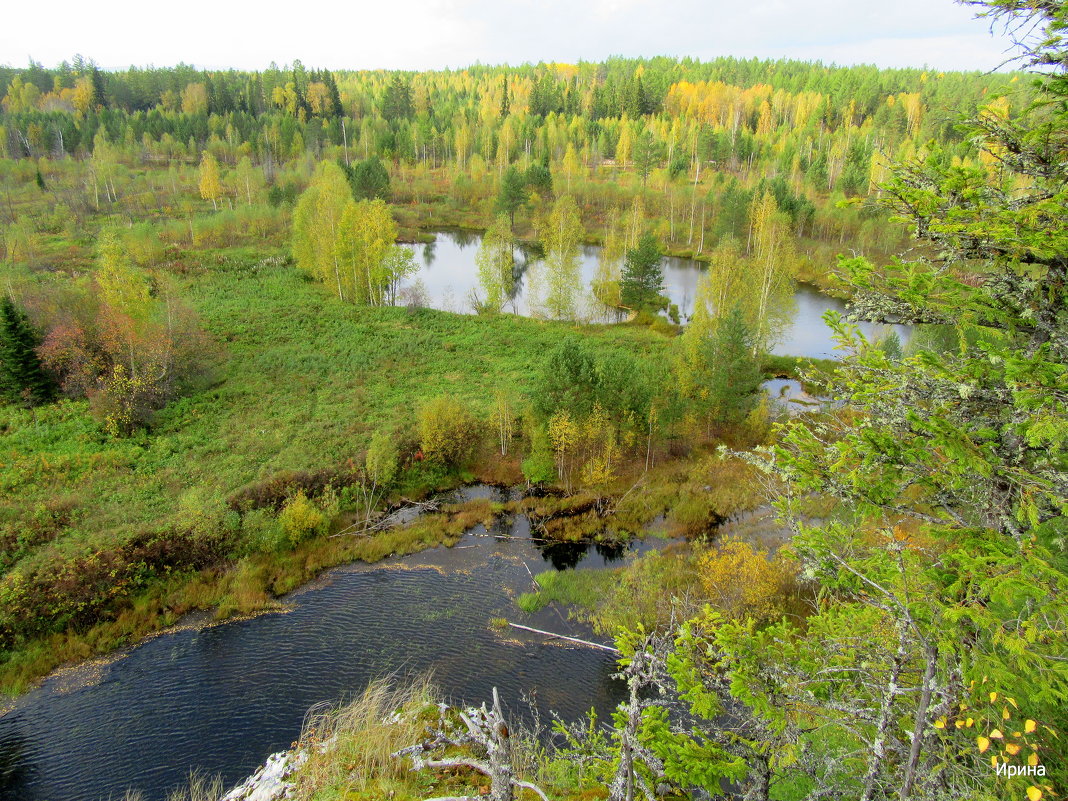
top-left (3, 254), bottom-right (671, 561)
top-left (0, 248), bottom-right (678, 693)
top-left (517, 547), bottom-right (700, 635)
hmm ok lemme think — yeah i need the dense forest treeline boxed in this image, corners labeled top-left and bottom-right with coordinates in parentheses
top-left (0, 54), bottom-right (1024, 199)
top-left (1, 6), bottom-right (1066, 799)
top-left (0, 52), bottom-right (1031, 296)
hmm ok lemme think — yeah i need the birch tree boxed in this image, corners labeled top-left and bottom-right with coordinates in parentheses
top-left (292, 160), bottom-right (353, 301)
top-left (475, 213), bottom-right (515, 313)
top-left (533, 194), bottom-right (583, 320)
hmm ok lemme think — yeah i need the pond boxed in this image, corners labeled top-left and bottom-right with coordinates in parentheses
top-left (0, 487), bottom-right (675, 801)
top-left (403, 230), bottom-right (912, 360)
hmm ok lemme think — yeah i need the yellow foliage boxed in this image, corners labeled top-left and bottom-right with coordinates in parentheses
top-left (697, 537), bottom-right (797, 623)
top-left (418, 397), bottom-right (478, 467)
top-left (279, 491), bottom-right (326, 546)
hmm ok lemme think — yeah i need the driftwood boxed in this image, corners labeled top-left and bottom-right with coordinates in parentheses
top-left (393, 687), bottom-right (549, 801)
top-left (507, 623), bottom-right (619, 653)
top-left (330, 499), bottom-right (440, 538)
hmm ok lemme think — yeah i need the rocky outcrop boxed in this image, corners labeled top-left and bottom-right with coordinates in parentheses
top-left (220, 749), bottom-right (307, 801)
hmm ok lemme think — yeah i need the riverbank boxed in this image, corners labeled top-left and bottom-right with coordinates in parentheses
top-left (4, 233), bottom-right (841, 698)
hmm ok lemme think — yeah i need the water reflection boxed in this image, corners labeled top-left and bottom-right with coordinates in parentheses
top-left (403, 231), bottom-right (911, 359)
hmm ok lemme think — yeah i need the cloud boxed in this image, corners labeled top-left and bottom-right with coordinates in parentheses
top-left (0, 0), bottom-right (1019, 72)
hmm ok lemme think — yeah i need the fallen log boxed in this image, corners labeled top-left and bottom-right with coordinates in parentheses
top-left (506, 623), bottom-right (619, 653)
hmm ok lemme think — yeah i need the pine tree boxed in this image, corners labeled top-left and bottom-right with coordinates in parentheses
top-left (703, 304), bottom-right (761, 424)
top-left (0, 296), bottom-right (57, 407)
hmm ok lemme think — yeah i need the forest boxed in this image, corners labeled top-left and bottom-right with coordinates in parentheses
top-left (0, 0), bottom-right (1065, 799)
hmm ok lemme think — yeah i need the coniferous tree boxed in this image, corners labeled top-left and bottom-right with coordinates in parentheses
top-left (703, 304), bottom-right (761, 424)
top-left (525, 159), bottom-right (553, 197)
top-left (382, 74), bottom-right (413, 122)
top-left (499, 74), bottom-right (510, 118)
top-left (620, 232), bottom-right (664, 310)
top-left (632, 130), bottom-right (663, 188)
top-left (497, 166), bottom-right (527, 228)
top-left (0, 296), bottom-right (56, 407)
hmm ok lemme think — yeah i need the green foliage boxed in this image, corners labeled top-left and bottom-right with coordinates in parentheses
top-left (278, 490), bottom-right (327, 546)
top-left (340, 156), bottom-right (391, 201)
top-left (525, 160), bottom-right (553, 196)
top-left (474, 213), bottom-right (515, 313)
top-left (703, 305), bottom-right (762, 424)
top-left (532, 336), bottom-right (653, 426)
top-left (640, 4), bottom-right (1068, 798)
top-left (0, 296), bottom-right (55, 407)
top-left (496, 166), bottom-right (527, 226)
top-left (365, 428), bottom-right (399, 488)
top-left (620, 232), bottom-right (664, 311)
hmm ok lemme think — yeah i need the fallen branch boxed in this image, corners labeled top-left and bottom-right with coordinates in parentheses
top-left (507, 623), bottom-right (619, 653)
top-left (330, 499), bottom-right (441, 538)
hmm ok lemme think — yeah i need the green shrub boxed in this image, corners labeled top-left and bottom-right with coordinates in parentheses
top-left (240, 508), bottom-right (287, 553)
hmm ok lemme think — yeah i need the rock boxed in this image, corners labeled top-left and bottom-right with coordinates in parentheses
top-left (220, 748), bottom-right (308, 801)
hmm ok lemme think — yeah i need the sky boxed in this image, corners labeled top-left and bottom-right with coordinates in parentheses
top-left (0, 0), bottom-right (1023, 74)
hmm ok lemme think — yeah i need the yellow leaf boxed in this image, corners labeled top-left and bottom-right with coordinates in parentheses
top-left (991, 755), bottom-right (998, 768)
top-left (1003, 707), bottom-right (1011, 720)
top-left (1026, 787), bottom-right (1042, 801)
top-left (1028, 752), bottom-right (1039, 767)
top-left (990, 729), bottom-right (1004, 739)
top-left (955, 719), bottom-right (965, 728)
top-left (1008, 697), bottom-right (1018, 709)
top-left (990, 691), bottom-right (998, 703)
top-left (966, 717), bottom-right (974, 728)
top-left (1006, 743), bottom-right (1021, 755)
top-left (1025, 719), bottom-right (1037, 733)
top-left (977, 736), bottom-right (990, 753)
top-left (934, 718), bottom-right (946, 729)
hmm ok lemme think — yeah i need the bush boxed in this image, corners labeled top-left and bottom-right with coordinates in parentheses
top-left (697, 537), bottom-right (797, 624)
top-left (240, 508), bottom-right (287, 553)
top-left (124, 222), bottom-right (166, 266)
top-left (278, 491), bottom-right (327, 546)
top-left (417, 396), bottom-right (479, 467)
top-left (227, 467), bottom-right (356, 513)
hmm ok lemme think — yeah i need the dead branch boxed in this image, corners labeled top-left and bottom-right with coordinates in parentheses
top-left (506, 623), bottom-right (620, 653)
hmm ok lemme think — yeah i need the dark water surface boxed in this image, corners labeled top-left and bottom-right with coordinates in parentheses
top-left (0, 487), bottom-right (668, 801)
top-left (0, 236), bottom-right (909, 800)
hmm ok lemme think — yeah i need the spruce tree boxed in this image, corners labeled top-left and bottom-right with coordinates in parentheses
top-left (620, 232), bottom-right (664, 310)
top-left (496, 167), bottom-right (527, 228)
top-left (0, 296), bottom-right (56, 407)
top-left (704, 305), bottom-right (761, 424)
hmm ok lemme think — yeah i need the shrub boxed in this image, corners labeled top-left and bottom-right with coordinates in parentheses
top-left (227, 467), bottom-right (356, 513)
top-left (240, 508), bottom-right (287, 554)
top-left (417, 396), bottom-right (479, 467)
top-left (697, 536), bottom-right (797, 624)
top-left (278, 491), bottom-right (327, 546)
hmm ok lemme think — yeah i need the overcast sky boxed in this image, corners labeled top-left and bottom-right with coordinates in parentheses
top-left (0, 0), bottom-right (1021, 74)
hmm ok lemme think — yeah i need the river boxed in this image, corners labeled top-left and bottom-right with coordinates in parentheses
top-left (0, 236), bottom-right (908, 800)
top-left (0, 487), bottom-right (675, 801)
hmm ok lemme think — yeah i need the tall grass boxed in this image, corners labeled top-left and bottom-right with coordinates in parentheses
top-left (164, 771), bottom-right (223, 801)
top-left (293, 676), bottom-right (440, 798)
